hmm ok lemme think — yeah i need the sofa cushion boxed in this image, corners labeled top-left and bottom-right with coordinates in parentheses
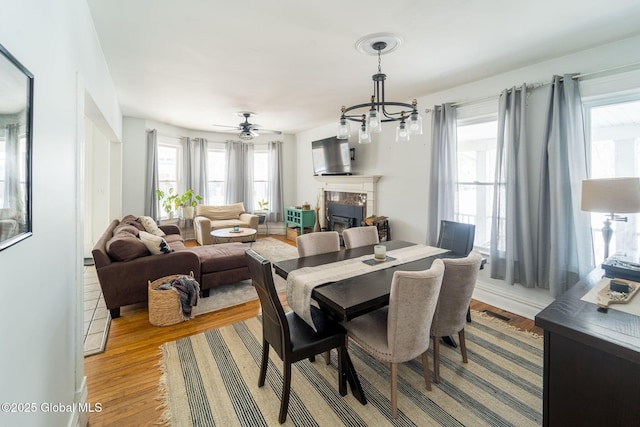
top-left (139, 216), bottom-right (165, 236)
top-left (139, 230), bottom-right (172, 255)
top-left (112, 224), bottom-right (140, 237)
top-left (106, 232), bottom-right (149, 261)
top-left (164, 234), bottom-right (184, 244)
top-left (189, 242), bottom-right (247, 272)
top-left (196, 203), bottom-right (245, 220)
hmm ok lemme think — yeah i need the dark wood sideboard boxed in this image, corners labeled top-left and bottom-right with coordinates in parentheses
top-left (535, 269), bottom-right (640, 426)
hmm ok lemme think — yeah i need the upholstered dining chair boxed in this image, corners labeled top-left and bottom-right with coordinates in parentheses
top-left (245, 249), bottom-right (348, 424)
top-left (342, 226), bottom-right (380, 249)
top-left (296, 231), bottom-right (340, 257)
top-left (430, 252), bottom-right (482, 384)
top-left (343, 260), bottom-right (445, 418)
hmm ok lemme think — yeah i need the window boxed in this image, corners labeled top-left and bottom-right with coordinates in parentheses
top-left (584, 96), bottom-right (640, 261)
top-left (456, 117), bottom-right (498, 251)
top-left (253, 145), bottom-right (269, 211)
top-left (157, 137), bottom-right (182, 218)
top-left (207, 143), bottom-right (226, 205)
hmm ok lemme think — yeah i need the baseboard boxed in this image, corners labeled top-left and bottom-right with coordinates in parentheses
top-left (68, 376), bottom-right (88, 427)
top-left (472, 279), bottom-right (555, 320)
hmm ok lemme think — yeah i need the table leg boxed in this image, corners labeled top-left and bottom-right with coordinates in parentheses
top-left (345, 350), bottom-right (367, 404)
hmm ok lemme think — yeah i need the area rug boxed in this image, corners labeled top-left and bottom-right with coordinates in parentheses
top-left (194, 237), bottom-right (298, 315)
top-left (159, 311), bottom-right (543, 426)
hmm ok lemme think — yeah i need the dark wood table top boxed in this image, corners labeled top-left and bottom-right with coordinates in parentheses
top-left (273, 240), bottom-right (449, 321)
top-left (535, 268), bottom-right (640, 364)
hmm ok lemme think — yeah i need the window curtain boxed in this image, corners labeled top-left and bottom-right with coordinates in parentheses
top-left (267, 141), bottom-right (284, 222)
top-left (224, 141), bottom-right (254, 211)
top-left (183, 137), bottom-right (209, 201)
top-left (145, 129), bottom-right (159, 220)
top-left (490, 85), bottom-right (536, 287)
top-left (537, 74), bottom-right (593, 297)
top-left (426, 103), bottom-right (457, 246)
top-left (3, 124), bottom-right (22, 214)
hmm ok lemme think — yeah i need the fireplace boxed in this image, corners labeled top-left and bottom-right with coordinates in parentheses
top-left (328, 202), bottom-right (365, 239)
top-left (314, 175), bottom-right (381, 230)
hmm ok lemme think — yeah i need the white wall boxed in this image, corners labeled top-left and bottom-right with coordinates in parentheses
top-left (121, 117), bottom-right (297, 230)
top-left (295, 35), bottom-right (640, 317)
top-left (0, 1), bottom-right (121, 426)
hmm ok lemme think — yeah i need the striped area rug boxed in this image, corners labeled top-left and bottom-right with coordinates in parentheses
top-left (159, 311), bottom-right (542, 426)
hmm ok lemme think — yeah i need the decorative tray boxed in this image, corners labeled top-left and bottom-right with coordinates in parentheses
top-left (597, 278), bottom-right (640, 308)
top-left (362, 256), bottom-right (396, 266)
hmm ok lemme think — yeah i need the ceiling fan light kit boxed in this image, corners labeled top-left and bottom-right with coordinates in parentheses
top-left (212, 111), bottom-right (282, 141)
top-left (337, 33), bottom-right (422, 144)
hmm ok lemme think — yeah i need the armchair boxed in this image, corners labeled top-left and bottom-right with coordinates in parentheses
top-left (193, 202), bottom-right (258, 245)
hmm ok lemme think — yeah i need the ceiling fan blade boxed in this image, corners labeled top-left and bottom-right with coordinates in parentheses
top-left (211, 123), bottom-right (241, 130)
top-left (253, 128), bottom-right (282, 135)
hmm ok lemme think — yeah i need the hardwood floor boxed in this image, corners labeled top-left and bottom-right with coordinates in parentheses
top-left (84, 235), bottom-right (541, 426)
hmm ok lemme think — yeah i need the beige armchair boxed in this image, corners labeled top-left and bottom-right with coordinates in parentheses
top-left (342, 226), bottom-right (379, 249)
top-left (193, 202), bottom-right (258, 245)
top-left (430, 252), bottom-right (482, 383)
top-left (343, 260), bottom-right (445, 418)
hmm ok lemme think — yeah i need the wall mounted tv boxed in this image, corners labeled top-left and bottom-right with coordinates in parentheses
top-left (312, 137), bottom-right (352, 176)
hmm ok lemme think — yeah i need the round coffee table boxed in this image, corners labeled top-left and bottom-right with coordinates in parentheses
top-left (210, 227), bottom-right (257, 244)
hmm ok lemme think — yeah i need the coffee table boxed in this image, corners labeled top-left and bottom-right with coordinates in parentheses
top-left (210, 227), bottom-right (257, 243)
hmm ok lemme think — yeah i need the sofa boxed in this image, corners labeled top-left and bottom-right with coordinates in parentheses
top-left (92, 215), bottom-right (251, 318)
top-left (193, 202), bottom-right (259, 245)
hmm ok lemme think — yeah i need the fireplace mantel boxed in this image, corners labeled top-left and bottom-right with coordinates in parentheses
top-left (314, 175), bottom-right (381, 185)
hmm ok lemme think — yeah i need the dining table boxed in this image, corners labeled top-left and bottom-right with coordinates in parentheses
top-left (272, 240), bottom-right (451, 405)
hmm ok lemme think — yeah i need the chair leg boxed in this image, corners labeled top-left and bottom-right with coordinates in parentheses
top-left (324, 350), bottom-right (331, 365)
top-left (466, 305), bottom-right (472, 322)
top-left (258, 339), bottom-right (269, 387)
top-left (279, 360), bottom-right (292, 424)
top-left (459, 329), bottom-right (468, 363)
top-left (390, 362), bottom-right (398, 419)
top-left (433, 336), bottom-right (441, 384)
top-left (421, 351), bottom-right (432, 391)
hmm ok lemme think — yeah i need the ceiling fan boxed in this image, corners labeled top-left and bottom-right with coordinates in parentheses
top-left (211, 111), bottom-right (282, 141)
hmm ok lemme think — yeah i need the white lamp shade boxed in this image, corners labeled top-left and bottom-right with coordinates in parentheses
top-left (581, 177), bottom-right (640, 213)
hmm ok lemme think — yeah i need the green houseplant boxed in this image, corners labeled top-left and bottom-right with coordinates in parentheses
top-left (156, 188), bottom-right (179, 220)
top-left (179, 189), bottom-right (203, 219)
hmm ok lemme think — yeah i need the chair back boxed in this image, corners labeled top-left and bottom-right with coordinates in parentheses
top-left (245, 249), bottom-right (289, 358)
top-left (437, 220), bottom-right (475, 256)
top-left (387, 259), bottom-right (445, 363)
top-left (342, 226), bottom-right (380, 249)
top-left (296, 231), bottom-right (340, 257)
top-left (431, 252), bottom-right (482, 337)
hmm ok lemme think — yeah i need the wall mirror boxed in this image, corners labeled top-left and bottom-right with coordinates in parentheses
top-left (0, 43), bottom-right (33, 251)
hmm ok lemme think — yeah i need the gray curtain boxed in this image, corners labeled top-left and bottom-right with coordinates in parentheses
top-left (537, 74), bottom-right (594, 297)
top-left (3, 124), bottom-right (21, 213)
top-left (224, 141), bottom-right (254, 211)
top-left (267, 141), bottom-right (284, 222)
top-left (427, 103), bottom-right (457, 246)
top-left (187, 137), bottom-right (209, 201)
top-left (145, 129), bottom-right (159, 220)
top-left (181, 136), bottom-right (192, 194)
top-left (490, 85), bottom-right (536, 286)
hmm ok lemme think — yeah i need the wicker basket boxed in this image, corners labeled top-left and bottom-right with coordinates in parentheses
top-left (148, 272), bottom-right (195, 327)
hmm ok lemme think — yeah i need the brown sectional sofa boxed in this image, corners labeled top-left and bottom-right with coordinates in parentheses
top-left (92, 215), bottom-right (250, 318)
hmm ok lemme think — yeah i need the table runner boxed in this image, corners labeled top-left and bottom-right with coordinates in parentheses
top-left (286, 244), bottom-right (448, 329)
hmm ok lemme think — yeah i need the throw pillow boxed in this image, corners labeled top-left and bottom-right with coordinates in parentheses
top-left (106, 233), bottom-right (149, 261)
top-left (139, 230), bottom-right (172, 255)
top-left (139, 216), bottom-right (166, 236)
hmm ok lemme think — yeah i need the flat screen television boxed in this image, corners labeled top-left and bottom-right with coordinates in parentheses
top-left (312, 137), bottom-right (352, 175)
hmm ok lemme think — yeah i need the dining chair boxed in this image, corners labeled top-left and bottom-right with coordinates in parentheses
top-left (296, 231), bottom-right (340, 257)
top-left (343, 260), bottom-right (445, 418)
top-left (245, 249), bottom-right (348, 424)
top-left (436, 219), bottom-right (476, 326)
top-left (430, 252), bottom-right (482, 383)
top-left (342, 225), bottom-right (380, 249)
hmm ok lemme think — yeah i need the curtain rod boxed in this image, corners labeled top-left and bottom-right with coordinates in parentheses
top-left (425, 59), bottom-right (640, 113)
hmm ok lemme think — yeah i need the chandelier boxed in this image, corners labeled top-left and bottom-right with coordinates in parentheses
top-left (337, 34), bottom-right (422, 144)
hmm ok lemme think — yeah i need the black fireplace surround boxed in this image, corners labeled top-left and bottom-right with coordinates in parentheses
top-left (328, 202), bottom-right (365, 238)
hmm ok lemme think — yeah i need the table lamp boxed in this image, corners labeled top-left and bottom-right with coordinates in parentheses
top-left (581, 177), bottom-right (640, 260)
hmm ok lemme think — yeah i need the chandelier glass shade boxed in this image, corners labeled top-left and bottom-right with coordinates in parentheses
top-left (337, 39), bottom-right (422, 143)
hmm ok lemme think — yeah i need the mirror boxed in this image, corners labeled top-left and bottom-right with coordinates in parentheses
top-left (0, 43), bottom-right (33, 251)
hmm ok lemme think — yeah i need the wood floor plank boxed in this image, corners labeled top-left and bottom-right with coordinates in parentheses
top-left (85, 235), bottom-right (540, 425)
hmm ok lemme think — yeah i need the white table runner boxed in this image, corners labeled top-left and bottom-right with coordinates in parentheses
top-left (286, 244), bottom-right (448, 329)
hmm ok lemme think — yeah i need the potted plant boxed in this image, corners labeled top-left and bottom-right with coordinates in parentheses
top-left (156, 188), bottom-right (179, 220)
top-left (179, 189), bottom-right (203, 219)
top-left (256, 199), bottom-right (269, 224)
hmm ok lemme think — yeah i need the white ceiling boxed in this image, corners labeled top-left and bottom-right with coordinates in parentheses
top-left (87, 0), bottom-right (640, 135)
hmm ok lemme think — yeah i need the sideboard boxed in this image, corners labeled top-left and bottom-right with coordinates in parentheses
top-left (534, 268), bottom-right (640, 426)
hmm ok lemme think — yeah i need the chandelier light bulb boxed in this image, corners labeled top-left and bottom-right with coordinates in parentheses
top-left (337, 116), bottom-right (350, 139)
top-left (396, 118), bottom-right (409, 143)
